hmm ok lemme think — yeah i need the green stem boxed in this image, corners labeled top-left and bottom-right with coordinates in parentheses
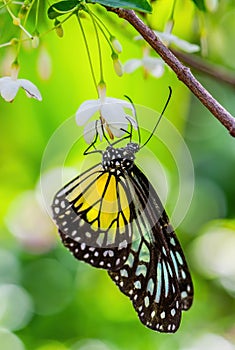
top-left (16, 0), bottom-right (36, 58)
top-left (169, 0), bottom-right (177, 22)
top-left (90, 10), bottom-right (112, 37)
top-left (34, 0), bottom-right (40, 31)
top-left (76, 13), bottom-right (98, 94)
top-left (89, 9), bottom-right (115, 53)
top-left (86, 8), bottom-right (104, 84)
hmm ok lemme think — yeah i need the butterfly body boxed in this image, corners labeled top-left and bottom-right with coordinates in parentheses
top-left (102, 142), bottom-right (139, 171)
top-left (52, 141), bottom-right (193, 333)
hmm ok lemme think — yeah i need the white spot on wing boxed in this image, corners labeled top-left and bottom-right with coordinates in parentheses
top-left (144, 296), bottom-right (149, 307)
top-left (134, 280), bottom-right (141, 289)
top-left (120, 269), bottom-right (128, 278)
top-left (181, 291), bottom-right (188, 299)
top-left (136, 264), bottom-right (147, 277)
top-left (171, 308), bottom-right (176, 316)
top-left (54, 207), bottom-right (60, 214)
top-left (147, 278), bottom-right (154, 295)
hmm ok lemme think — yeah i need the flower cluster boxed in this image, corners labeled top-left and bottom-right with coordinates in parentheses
top-left (124, 29), bottom-right (200, 78)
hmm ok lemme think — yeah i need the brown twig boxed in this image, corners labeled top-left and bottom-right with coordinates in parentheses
top-left (107, 8), bottom-right (235, 137)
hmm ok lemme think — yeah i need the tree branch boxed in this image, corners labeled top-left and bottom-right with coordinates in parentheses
top-left (107, 8), bottom-right (235, 137)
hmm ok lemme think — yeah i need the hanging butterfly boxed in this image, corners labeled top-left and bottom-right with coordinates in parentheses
top-left (51, 87), bottom-right (193, 333)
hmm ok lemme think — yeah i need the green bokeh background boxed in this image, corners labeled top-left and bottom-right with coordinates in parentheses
top-left (1, 1), bottom-right (235, 349)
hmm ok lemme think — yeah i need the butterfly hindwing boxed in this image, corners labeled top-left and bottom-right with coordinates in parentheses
top-left (108, 164), bottom-right (193, 332)
top-left (52, 164), bottom-right (135, 270)
top-left (131, 164), bottom-right (193, 309)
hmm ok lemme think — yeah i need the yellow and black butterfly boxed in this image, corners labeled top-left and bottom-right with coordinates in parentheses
top-left (51, 88), bottom-right (193, 333)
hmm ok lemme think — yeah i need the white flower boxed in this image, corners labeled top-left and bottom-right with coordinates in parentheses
top-left (0, 76), bottom-right (42, 102)
top-left (135, 27), bottom-right (200, 54)
top-left (153, 31), bottom-right (200, 53)
top-left (124, 55), bottom-right (165, 78)
top-left (76, 96), bottom-right (137, 144)
top-left (125, 26), bottom-right (200, 78)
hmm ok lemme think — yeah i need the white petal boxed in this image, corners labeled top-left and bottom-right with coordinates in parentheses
top-left (170, 36), bottom-right (200, 53)
top-left (0, 79), bottom-right (19, 102)
top-left (101, 103), bottom-right (126, 124)
top-left (123, 59), bottom-right (142, 73)
top-left (154, 31), bottom-right (172, 45)
top-left (83, 120), bottom-right (97, 144)
top-left (109, 125), bottom-right (127, 138)
top-left (142, 56), bottom-right (163, 71)
top-left (105, 97), bottom-right (135, 115)
top-left (18, 79), bottom-right (42, 100)
top-left (75, 99), bottom-right (100, 126)
top-left (0, 76), bottom-right (12, 88)
top-left (151, 63), bottom-right (165, 78)
top-left (97, 121), bottom-right (103, 141)
top-left (105, 97), bottom-right (131, 108)
top-left (154, 31), bottom-right (200, 53)
top-left (83, 120), bottom-right (104, 144)
top-left (102, 104), bottom-right (134, 138)
top-left (109, 114), bottom-right (138, 136)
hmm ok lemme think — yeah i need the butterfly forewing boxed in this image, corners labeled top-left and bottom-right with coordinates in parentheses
top-left (52, 164), bottom-right (135, 270)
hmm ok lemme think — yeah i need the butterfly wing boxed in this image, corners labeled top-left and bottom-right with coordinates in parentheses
top-left (52, 164), bottom-right (135, 270)
top-left (108, 164), bottom-right (193, 332)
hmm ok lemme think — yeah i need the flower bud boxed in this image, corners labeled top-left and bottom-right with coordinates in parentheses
top-left (111, 36), bottom-right (122, 53)
top-left (37, 47), bottom-right (52, 80)
top-left (205, 0), bottom-right (218, 12)
top-left (54, 19), bottom-right (64, 38)
top-left (112, 54), bottom-right (123, 77)
top-left (32, 35), bottom-right (40, 49)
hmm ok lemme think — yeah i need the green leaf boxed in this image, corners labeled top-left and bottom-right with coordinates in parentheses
top-left (48, 0), bottom-right (81, 20)
top-left (191, 0), bottom-right (206, 11)
top-left (87, 0), bottom-right (152, 13)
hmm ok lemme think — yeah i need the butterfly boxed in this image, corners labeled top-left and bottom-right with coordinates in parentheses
top-left (51, 88), bottom-right (193, 333)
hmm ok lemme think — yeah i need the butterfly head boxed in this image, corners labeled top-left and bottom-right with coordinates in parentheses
top-left (102, 142), bottom-right (140, 172)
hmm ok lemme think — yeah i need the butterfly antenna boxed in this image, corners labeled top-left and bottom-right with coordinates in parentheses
top-left (140, 87), bottom-right (172, 149)
top-left (124, 95), bottom-right (141, 145)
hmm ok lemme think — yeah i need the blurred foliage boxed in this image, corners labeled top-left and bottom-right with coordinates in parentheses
top-left (1, 0), bottom-right (235, 349)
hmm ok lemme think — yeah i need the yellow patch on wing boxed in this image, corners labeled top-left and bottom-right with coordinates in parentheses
top-left (67, 170), bottom-right (130, 231)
